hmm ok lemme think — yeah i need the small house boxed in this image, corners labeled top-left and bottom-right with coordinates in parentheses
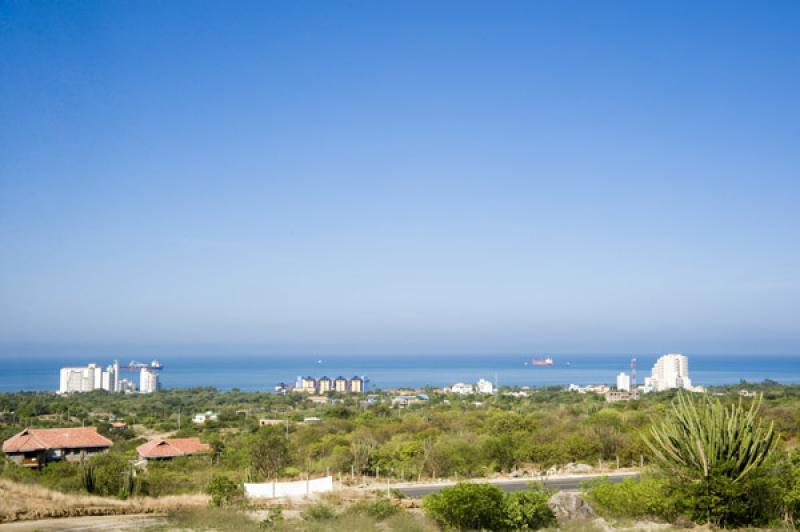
top-left (2, 427), bottom-right (113, 467)
top-left (136, 437), bottom-right (211, 460)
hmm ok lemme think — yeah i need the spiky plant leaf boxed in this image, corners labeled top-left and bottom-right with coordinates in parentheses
top-left (643, 392), bottom-right (776, 484)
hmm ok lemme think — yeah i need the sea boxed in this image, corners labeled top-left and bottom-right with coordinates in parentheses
top-left (1, 354), bottom-right (799, 393)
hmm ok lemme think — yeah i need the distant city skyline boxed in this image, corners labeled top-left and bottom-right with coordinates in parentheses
top-left (1, 2), bottom-right (798, 357)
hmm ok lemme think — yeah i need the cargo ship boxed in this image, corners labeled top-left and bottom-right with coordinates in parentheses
top-left (531, 357), bottom-right (553, 366)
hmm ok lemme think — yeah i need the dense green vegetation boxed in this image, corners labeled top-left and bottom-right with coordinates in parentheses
top-left (423, 482), bottom-right (555, 530)
top-left (3, 381), bottom-right (800, 528)
top-left (581, 391), bottom-right (800, 529)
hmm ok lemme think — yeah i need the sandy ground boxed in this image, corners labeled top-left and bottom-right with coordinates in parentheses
top-left (0, 514), bottom-right (167, 531)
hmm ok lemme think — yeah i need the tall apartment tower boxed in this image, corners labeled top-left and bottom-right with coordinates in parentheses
top-left (649, 353), bottom-right (692, 391)
top-left (139, 368), bottom-right (159, 393)
top-left (616, 372), bottom-right (631, 392)
top-left (113, 360), bottom-right (120, 392)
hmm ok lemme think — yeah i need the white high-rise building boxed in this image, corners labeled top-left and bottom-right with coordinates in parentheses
top-left (649, 353), bottom-right (692, 392)
top-left (59, 364), bottom-right (102, 394)
top-left (140, 368), bottom-right (159, 393)
top-left (616, 372), bottom-right (631, 392)
top-left (100, 364), bottom-right (119, 392)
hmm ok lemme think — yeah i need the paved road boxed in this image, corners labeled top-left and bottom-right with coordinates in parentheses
top-left (398, 472), bottom-right (638, 498)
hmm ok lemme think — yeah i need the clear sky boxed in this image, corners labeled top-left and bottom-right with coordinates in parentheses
top-left (1, 1), bottom-right (798, 357)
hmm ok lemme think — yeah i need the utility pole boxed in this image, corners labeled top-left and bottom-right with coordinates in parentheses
top-left (178, 408), bottom-right (181, 430)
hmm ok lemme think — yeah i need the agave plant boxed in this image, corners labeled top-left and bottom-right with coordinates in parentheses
top-left (644, 392), bottom-right (777, 484)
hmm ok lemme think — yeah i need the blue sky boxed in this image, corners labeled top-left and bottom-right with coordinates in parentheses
top-left (1, 1), bottom-right (798, 357)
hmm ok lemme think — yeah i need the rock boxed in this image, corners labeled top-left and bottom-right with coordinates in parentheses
top-left (547, 491), bottom-right (597, 523)
top-left (572, 463), bottom-right (593, 473)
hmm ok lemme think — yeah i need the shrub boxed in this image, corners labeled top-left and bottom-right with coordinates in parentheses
top-left (503, 486), bottom-right (556, 530)
top-left (31, 461), bottom-right (81, 493)
top-left (584, 476), bottom-right (680, 521)
top-left (423, 483), bottom-right (506, 530)
top-left (206, 475), bottom-right (242, 507)
top-left (260, 505), bottom-right (283, 528)
top-left (301, 502), bottom-right (336, 521)
top-left (347, 497), bottom-right (401, 520)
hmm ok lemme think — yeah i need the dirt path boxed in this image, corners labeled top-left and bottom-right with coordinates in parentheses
top-left (0, 514), bottom-right (167, 531)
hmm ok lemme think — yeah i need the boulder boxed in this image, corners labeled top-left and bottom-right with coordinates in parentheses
top-left (547, 491), bottom-right (597, 522)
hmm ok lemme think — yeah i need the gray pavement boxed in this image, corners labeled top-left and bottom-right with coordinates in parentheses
top-left (398, 472), bottom-right (637, 498)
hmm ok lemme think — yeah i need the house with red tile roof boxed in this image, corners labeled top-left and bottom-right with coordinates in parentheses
top-left (2, 427), bottom-right (113, 467)
top-left (136, 437), bottom-right (211, 460)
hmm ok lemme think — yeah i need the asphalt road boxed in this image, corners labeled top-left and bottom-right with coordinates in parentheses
top-left (398, 473), bottom-right (637, 498)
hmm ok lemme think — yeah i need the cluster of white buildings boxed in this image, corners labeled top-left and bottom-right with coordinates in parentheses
top-left (284, 375), bottom-right (369, 394)
top-left (59, 360), bottom-right (160, 394)
top-left (446, 378), bottom-right (495, 395)
top-left (193, 411), bottom-right (219, 424)
top-left (612, 354), bottom-right (699, 394)
top-left (568, 383), bottom-right (611, 394)
top-left (570, 353), bottom-right (701, 401)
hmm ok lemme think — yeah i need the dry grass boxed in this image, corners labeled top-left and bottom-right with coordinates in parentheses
top-left (0, 478), bottom-right (208, 523)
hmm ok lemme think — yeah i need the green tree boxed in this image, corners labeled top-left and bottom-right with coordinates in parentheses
top-left (249, 427), bottom-right (290, 480)
top-left (88, 454), bottom-right (130, 497)
top-left (206, 474), bottom-right (242, 507)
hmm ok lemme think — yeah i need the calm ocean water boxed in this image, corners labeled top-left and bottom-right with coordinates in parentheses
top-left (1, 354), bottom-right (799, 393)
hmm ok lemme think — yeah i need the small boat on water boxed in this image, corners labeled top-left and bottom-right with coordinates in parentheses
top-left (531, 356), bottom-right (553, 367)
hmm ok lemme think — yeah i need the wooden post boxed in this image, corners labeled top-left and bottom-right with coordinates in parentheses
top-left (351, 465), bottom-right (354, 481)
top-left (306, 473), bottom-right (310, 495)
top-left (640, 455), bottom-right (644, 467)
top-left (616, 455), bottom-right (620, 469)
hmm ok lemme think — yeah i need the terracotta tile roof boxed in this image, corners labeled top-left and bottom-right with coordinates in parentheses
top-left (136, 437), bottom-right (211, 459)
top-left (2, 427), bottom-right (113, 453)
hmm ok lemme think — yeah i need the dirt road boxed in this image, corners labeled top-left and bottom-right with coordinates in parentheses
top-left (0, 514), bottom-right (167, 531)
